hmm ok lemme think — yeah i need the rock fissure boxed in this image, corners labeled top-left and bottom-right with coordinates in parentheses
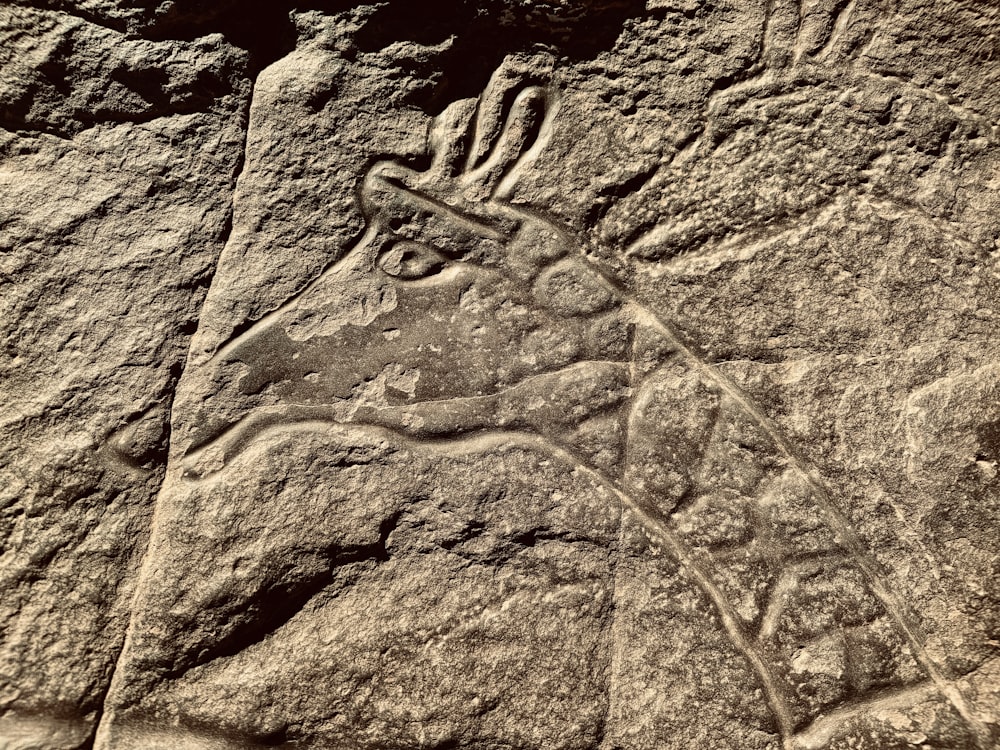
top-left (84, 47), bottom-right (264, 749)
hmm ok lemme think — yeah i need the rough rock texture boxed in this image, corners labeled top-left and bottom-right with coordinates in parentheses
top-left (1, 1), bottom-right (999, 749)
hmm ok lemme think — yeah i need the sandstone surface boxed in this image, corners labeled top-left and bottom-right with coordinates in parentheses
top-left (1, 2), bottom-right (999, 749)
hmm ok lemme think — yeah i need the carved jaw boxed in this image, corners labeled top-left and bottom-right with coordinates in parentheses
top-left (181, 360), bottom-right (637, 482)
top-left (180, 285), bottom-right (673, 483)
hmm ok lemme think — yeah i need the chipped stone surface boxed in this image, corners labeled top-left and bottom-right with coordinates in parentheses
top-left (2, 2), bottom-right (999, 748)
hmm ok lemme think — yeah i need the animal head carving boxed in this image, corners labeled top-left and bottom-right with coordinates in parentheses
top-left (183, 73), bottom-right (662, 479)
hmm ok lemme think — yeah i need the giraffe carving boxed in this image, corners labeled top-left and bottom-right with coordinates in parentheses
top-left (173, 58), bottom-right (990, 750)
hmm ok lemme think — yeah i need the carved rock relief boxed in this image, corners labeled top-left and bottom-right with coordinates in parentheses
top-left (99, 17), bottom-right (999, 743)
top-left (5, 1), bottom-right (995, 749)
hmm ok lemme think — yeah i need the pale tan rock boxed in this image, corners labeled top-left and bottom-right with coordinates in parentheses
top-left (0, 3), bottom-right (250, 745)
top-left (2, 2), bottom-right (999, 749)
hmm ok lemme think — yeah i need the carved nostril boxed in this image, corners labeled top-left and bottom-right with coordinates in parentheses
top-left (378, 241), bottom-right (447, 280)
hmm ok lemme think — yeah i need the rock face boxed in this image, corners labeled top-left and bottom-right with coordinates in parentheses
top-left (2, 1), bottom-right (999, 748)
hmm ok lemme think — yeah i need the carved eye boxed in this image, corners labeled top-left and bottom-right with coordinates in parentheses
top-left (378, 241), bottom-right (447, 280)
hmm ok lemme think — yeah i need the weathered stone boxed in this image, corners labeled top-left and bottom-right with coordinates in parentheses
top-left (2, 2), bottom-right (999, 749)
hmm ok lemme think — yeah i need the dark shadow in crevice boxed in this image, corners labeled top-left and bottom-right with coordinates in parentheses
top-left (5, 0), bottom-right (648, 140)
top-left (164, 0), bottom-right (649, 111)
top-left (141, 0), bottom-right (304, 76)
top-left (352, 0), bottom-right (648, 115)
top-left (976, 420), bottom-right (1000, 464)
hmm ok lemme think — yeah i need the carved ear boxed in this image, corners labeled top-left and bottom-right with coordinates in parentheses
top-left (457, 59), bottom-right (554, 200)
top-left (465, 85), bottom-right (549, 200)
top-left (428, 97), bottom-right (478, 179)
top-left (465, 65), bottom-right (526, 171)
